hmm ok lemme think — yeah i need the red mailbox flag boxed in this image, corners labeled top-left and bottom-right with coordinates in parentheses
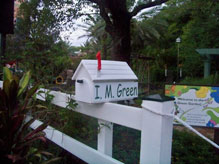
top-left (96, 51), bottom-right (101, 71)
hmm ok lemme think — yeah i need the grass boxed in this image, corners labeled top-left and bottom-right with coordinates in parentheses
top-left (172, 129), bottom-right (219, 164)
top-left (114, 125), bottom-right (219, 164)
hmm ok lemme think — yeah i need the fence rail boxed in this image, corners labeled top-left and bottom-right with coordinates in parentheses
top-left (36, 89), bottom-right (174, 164)
top-left (37, 89), bottom-right (142, 130)
top-left (1, 81), bottom-right (218, 164)
top-left (29, 118), bottom-right (123, 164)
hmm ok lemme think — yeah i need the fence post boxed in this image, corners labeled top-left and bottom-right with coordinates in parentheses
top-left (140, 95), bottom-right (174, 164)
top-left (98, 119), bottom-right (113, 157)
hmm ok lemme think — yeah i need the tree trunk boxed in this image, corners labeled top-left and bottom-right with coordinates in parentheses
top-left (103, 0), bottom-right (132, 64)
top-left (102, 33), bottom-right (108, 60)
top-left (106, 17), bottom-right (131, 64)
top-left (90, 0), bottom-right (169, 64)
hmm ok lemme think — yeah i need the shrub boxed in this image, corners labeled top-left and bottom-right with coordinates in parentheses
top-left (180, 75), bottom-right (219, 85)
top-left (0, 68), bottom-right (48, 163)
top-left (172, 129), bottom-right (219, 164)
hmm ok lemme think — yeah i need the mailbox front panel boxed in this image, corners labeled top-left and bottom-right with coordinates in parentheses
top-left (75, 79), bottom-right (93, 103)
top-left (93, 81), bottom-right (138, 103)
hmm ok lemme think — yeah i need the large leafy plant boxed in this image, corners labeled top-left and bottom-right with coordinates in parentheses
top-left (0, 67), bottom-right (48, 163)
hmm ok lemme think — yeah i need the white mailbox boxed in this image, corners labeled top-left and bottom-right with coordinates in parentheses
top-left (72, 60), bottom-right (138, 103)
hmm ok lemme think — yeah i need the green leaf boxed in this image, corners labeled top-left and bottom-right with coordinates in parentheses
top-left (35, 104), bottom-right (48, 110)
top-left (15, 135), bottom-right (46, 151)
top-left (8, 80), bottom-right (19, 108)
top-left (24, 123), bottom-right (48, 140)
top-left (15, 118), bottom-right (35, 143)
top-left (11, 115), bottom-right (24, 135)
top-left (39, 151), bottom-right (54, 157)
top-left (18, 71), bottom-right (31, 97)
top-left (7, 154), bottom-right (22, 163)
top-left (42, 157), bottom-right (62, 164)
top-left (34, 153), bottom-right (42, 160)
top-left (3, 67), bottom-right (13, 82)
top-left (26, 83), bottom-right (39, 99)
top-left (3, 80), bottom-right (11, 97)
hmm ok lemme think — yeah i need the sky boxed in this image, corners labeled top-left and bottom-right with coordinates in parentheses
top-left (60, 6), bottom-right (94, 47)
top-left (61, 25), bottom-right (88, 47)
top-left (60, 15), bottom-right (89, 47)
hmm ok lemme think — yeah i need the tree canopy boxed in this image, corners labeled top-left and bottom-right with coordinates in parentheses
top-left (82, 0), bottom-right (219, 83)
top-left (72, 0), bottom-right (169, 64)
top-left (5, 0), bottom-right (74, 83)
top-left (4, 0), bottom-right (219, 85)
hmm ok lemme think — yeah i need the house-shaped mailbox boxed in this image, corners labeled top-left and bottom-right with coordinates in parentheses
top-left (72, 60), bottom-right (138, 103)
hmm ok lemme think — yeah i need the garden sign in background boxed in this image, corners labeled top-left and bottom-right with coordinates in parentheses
top-left (165, 85), bottom-right (219, 128)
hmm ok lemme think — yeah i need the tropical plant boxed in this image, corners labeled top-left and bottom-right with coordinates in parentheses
top-left (71, 0), bottom-right (169, 64)
top-left (78, 15), bottom-right (112, 60)
top-left (130, 0), bottom-right (219, 83)
top-left (0, 67), bottom-right (49, 163)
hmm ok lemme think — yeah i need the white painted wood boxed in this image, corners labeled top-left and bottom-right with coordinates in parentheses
top-left (140, 100), bottom-right (174, 164)
top-left (36, 90), bottom-right (142, 130)
top-left (75, 78), bottom-right (94, 103)
top-left (29, 119), bottom-right (123, 164)
top-left (98, 119), bottom-right (113, 156)
top-left (72, 60), bottom-right (138, 103)
top-left (86, 65), bottom-right (128, 70)
top-left (92, 81), bottom-right (138, 103)
top-left (0, 81), bottom-right (2, 88)
top-left (88, 69), bottom-right (134, 75)
top-left (75, 101), bottom-right (142, 131)
top-left (72, 60), bottom-right (137, 81)
top-left (75, 80), bottom-right (138, 103)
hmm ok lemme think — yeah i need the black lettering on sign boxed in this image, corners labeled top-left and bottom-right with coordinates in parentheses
top-left (95, 85), bottom-right (100, 99)
top-left (117, 83), bottom-right (138, 97)
top-left (105, 85), bottom-right (113, 98)
top-left (117, 84), bottom-right (122, 97)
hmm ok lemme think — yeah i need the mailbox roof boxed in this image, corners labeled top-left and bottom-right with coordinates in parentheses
top-left (72, 60), bottom-right (138, 81)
